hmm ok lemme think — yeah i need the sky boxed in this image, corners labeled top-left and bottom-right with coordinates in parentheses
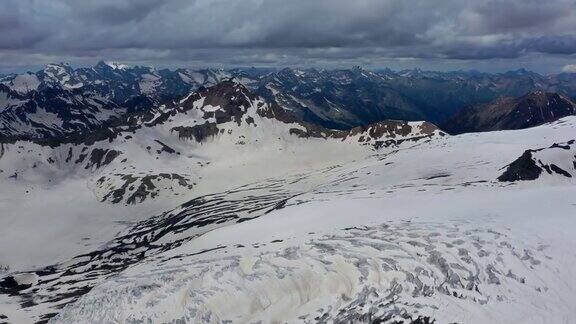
top-left (1, 0), bottom-right (576, 74)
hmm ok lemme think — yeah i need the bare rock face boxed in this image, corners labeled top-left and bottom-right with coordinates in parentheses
top-left (497, 150), bottom-right (543, 182)
top-left (97, 173), bottom-right (195, 204)
top-left (289, 119), bottom-right (446, 149)
top-left (86, 149), bottom-right (121, 170)
top-left (172, 123), bottom-right (220, 142)
top-left (165, 81), bottom-right (258, 142)
top-left (498, 139), bottom-right (575, 182)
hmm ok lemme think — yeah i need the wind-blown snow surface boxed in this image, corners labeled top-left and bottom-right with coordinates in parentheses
top-left (1, 115), bottom-right (575, 323)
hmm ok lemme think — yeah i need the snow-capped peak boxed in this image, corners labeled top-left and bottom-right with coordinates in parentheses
top-left (103, 61), bottom-right (130, 70)
top-left (43, 63), bottom-right (72, 76)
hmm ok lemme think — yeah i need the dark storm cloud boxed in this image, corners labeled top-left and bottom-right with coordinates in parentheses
top-left (0, 1), bottom-right (51, 50)
top-left (471, 0), bottom-right (571, 33)
top-left (529, 35), bottom-right (576, 55)
top-left (1, 0), bottom-right (575, 72)
top-left (79, 0), bottom-right (168, 25)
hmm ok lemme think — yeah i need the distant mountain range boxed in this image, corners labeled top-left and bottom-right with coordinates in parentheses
top-left (443, 91), bottom-right (576, 134)
top-left (257, 67), bottom-right (576, 129)
top-left (0, 62), bottom-right (251, 142)
top-left (1, 62), bottom-right (576, 143)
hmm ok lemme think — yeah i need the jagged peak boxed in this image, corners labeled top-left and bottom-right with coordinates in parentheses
top-left (45, 62), bottom-right (72, 69)
top-left (43, 62), bottom-right (73, 74)
top-left (175, 79), bottom-right (257, 113)
top-left (199, 78), bottom-right (250, 93)
top-left (95, 60), bottom-right (131, 71)
top-left (105, 61), bottom-right (130, 70)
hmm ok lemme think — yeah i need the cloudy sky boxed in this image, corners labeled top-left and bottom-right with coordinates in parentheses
top-left (1, 0), bottom-right (576, 74)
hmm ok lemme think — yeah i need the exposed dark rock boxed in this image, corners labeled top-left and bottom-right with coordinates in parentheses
top-left (126, 177), bottom-right (157, 205)
top-left (172, 123), bottom-right (219, 142)
top-left (65, 147), bottom-right (73, 162)
top-left (101, 173), bottom-right (195, 204)
top-left (154, 140), bottom-right (176, 154)
top-left (498, 150), bottom-right (542, 182)
top-left (498, 140), bottom-right (575, 181)
top-left (549, 164), bottom-right (572, 178)
top-left (74, 153), bottom-right (87, 164)
top-left (0, 276), bottom-right (31, 294)
top-left (85, 149), bottom-right (121, 169)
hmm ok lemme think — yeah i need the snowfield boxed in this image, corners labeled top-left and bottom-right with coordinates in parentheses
top-left (0, 85), bottom-right (575, 323)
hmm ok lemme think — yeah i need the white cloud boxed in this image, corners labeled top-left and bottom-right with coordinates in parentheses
top-left (561, 64), bottom-right (576, 73)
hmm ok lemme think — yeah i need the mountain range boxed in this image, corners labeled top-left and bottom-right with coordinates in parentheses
top-left (443, 91), bottom-right (576, 134)
top-left (1, 63), bottom-right (576, 323)
top-left (2, 62), bottom-right (576, 144)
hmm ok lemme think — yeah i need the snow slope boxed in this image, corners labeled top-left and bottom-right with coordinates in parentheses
top-left (0, 80), bottom-right (441, 273)
top-left (0, 83), bottom-right (575, 323)
top-left (50, 117), bottom-right (576, 324)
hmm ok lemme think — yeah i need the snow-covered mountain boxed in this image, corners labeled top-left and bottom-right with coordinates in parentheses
top-left (0, 79), bottom-right (449, 322)
top-left (3, 64), bottom-right (576, 142)
top-left (54, 118), bottom-right (574, 324)
top-left (0, 79), bottom-right (444, 204)
top-left (256, 67), bottom-right (427, 129)
top-left (0, 62), bottom-right (576, 324)
top-left (0, 82), bottom-right (135, 141)
top-left (0, 62), bottom-right (251, 99)
top-left (0, 63), bottom-right (263, 142)
top-left (1, 72), bottom-right (576, 323)
top-left (255, 67), bottom-right (576, 130)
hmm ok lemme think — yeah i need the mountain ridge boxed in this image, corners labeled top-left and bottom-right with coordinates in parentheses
top-left (3, 62), bottom-right (576, 142)
top-left (443, 90), bottom-right (576, 134)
